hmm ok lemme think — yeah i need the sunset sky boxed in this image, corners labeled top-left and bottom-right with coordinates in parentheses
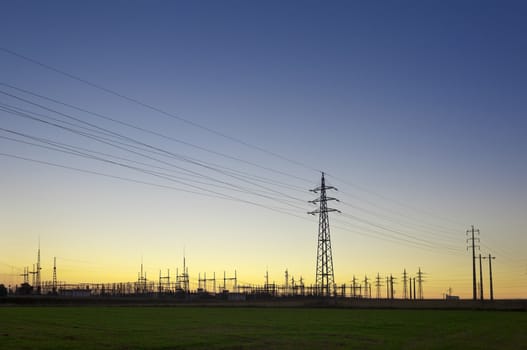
top-left (1, 1), bottom-right (526, 298)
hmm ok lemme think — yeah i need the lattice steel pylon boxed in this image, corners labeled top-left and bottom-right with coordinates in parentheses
top-left (309, 172), bottom-right (340, 297)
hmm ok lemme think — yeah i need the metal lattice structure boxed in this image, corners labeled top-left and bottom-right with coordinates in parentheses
top-left (309, 172), bottom-right (340, 297)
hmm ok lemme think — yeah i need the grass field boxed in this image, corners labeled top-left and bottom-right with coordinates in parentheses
top-left (0, 306), bottom-right (526, 349)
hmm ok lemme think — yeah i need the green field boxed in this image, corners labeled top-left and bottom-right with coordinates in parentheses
top-left (0, 307), bottom-right (526, 349)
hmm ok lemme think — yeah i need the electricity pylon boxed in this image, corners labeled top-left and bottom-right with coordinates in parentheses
top-left (466, 225), bottom-right (480, 300)
top-left (309, 172), bottom-right (340, 297)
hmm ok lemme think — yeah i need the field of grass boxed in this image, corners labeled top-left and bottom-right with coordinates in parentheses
top-left (0, 306), bottom-right (526, 349)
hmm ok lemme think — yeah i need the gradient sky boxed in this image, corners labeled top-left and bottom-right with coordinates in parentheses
top-left (1, 1), bottom-right (526, 298)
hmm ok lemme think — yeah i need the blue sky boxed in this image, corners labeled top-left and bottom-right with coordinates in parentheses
top-left (1, 1), bottom-right (526, 297)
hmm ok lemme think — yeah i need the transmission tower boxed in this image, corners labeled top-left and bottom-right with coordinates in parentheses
top-left (402, 269), bottom-right (408, 299)
top-left (176, 256), bottom-right (189, 293)
top-left (284, 269), bottom-right (289, 296)
top-left (35, 241), bottom-right (42, 294)
top-left (466, 225), bottom-right (480, 300)
top-left (375, 273), bottom-right (382, 299)
top-left (363, 275), bottom-right (370, 298)
top-left (389, 274), bottom-right (396, 299)
top-left (309, 172), bottom-right (340, 297)
top-left (351, 275), bottom-right (358, 298)
top-left (52, 257), bottom-right (57, 294)
top-left (416, 267), bottom-right (425, 299)
top-left (137, 259), bottom-right (148, 294)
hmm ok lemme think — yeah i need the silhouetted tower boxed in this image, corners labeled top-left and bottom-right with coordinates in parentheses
top-left (408, 276), bottom-right (412, 299)
top-left (284, 269), bottom-right (289, 295)
top-left (466, 225), bottom-right (480, 300)
top-left (389, 274), bottom-right (396, 299)
top-left (52, 257), bottom-right (57, 294)
top-left (176, 256), bottom-right (189, 292)
top-left (483, 254), bottom-right (496, 301)
top-left (375, 273), bottom-right (382, 299)
top-left (137, 259), bottom-right (148, 294)
top-left (363, 275), bottom-right (370, 298)
top-left (309, 172), bottom-right (340, 297)
top-left (478, 254), bottom-right (484, 300)
top-left (351, 275), bottom-right (358, 297)
top-left (416, 268), bottom-right (424, 299)
top-left (264, 268), bottom-right (270, 294)
top-left (35, 241), bottom-right (42, 294)
top-left (402, 269), bottom-right (408, 299)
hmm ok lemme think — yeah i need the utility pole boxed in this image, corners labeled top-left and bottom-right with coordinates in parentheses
top-left (479, 254), bottom-right (484, 301)
top-left (363, 275), bottom-right (369, 298)
top-left (309, 172), bottom-right (340, 297)
top-left (483, 254), bottom-right (496, 301)
top-left (402, 269), bottom-right (408, 299)
top-left (466, 225), bottom-right (480, 300)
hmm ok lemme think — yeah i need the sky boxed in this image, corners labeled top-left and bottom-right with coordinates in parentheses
top-left (1, 1), bottom-right (526, 298)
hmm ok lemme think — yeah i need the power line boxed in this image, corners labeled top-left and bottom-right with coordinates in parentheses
top-left (1, 107), bottom-right (467, 255)
top-left (326, 173), bottom-right (466, 228)
top-left (0, 103), bottom-right (309, 209)
top-left (0, 47), bottom-right (321, 173)
top-left (0, 82), bottom-right (314, 187)
top-left (0, 89), bottom-right (312, 204)
top-left (0, 152), bottom-right (309, 221)
top-left (0, 47), bottom-right (469, 234)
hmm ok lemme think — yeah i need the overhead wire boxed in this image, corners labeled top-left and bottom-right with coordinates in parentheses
top-left (0, 99), bottom-right (309, 209)
top-left (0, 47), bottom-right (322, 173)
top-left (1, 47), bottom-right (502, 260)
top-left (0, 82), bottom-right (313, 188)
top-left (0, 100), bottom-right (468, 255)
top-left (0, 90), bottom-right (310, 205)
top-left (0, 122), bottom-right (308, 214)
top-left (0, 151), bottom-right (310, 221)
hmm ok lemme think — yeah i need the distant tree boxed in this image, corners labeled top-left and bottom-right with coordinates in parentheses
top-left (0, 284), bottom-right (7, 297)
top-left (16, 283), bottom-right (33, 295)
